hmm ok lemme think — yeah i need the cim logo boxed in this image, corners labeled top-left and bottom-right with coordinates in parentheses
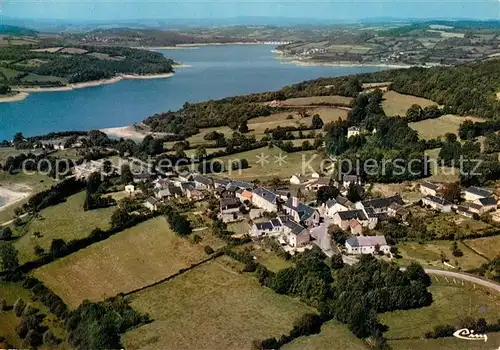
top-left (453, 328), bottom-right (488, 342)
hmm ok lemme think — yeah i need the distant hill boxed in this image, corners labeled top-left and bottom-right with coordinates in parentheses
top-left (0, 25), bottom-right (38, 36)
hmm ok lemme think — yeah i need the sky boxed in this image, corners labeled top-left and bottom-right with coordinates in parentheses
top-left (1, 0), bottom-right (499, 21)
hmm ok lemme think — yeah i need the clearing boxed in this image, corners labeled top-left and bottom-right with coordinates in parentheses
top-left (123, 258), bottom-right (315, 350)
top-left (382, 91), bottom-right (437, 117)
top-left (410, 114), bottom-right (486, 140)
top-left (381, 278), bottom-right (500, 340)
top-left (14, 191), bottom-right (115, 264)
top-left (34, 217), bottom-right (225, 308)
top-left (424, 148), bottom-right (459, 183)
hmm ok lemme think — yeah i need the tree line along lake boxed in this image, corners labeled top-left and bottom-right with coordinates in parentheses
top-left (0, 44), bottom-right (389, 141)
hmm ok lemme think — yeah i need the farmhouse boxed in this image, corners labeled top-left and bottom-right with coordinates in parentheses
top-left (463, 186), bottom-right (493, 201)
top-left (473, 197), bottom-right (497, 213)
top-left (388, 202), bottom-right (410, 220)
top-left (356, 195), bottom-right (404, 214)
top-left (219, 197), bottom-right (242, 223)
top-left (144, 197), bottom-right (159, 212)
top-left (305, 177), bottom-right (330, 191)
top-left (283, 197), bottom-right (320, 227)
top-left (281, 219), bottom-right (310, 248)
top-left (186, 188), bottom-right (204, 201)
top-left (345, 236), bottom-right (390, 255)
top-left (251, 218), bottom-right (283, 237)
top-left (124, 184), bottom-right (135, 195)
top-left (252, 187), bottom-right (278, 212)
top-left (236, 189), bottom-right (253, 203)
top-left (422, 195), bottom-right (453, 213)
top-left (322, 196), bottom-right (353, 218)
top-left (289, 174), bottom-right (312, 185)
top-left (192, 174), bottom-right (213, 190)
top-left (420, 181), bottom-right (440, 196)
top-left (228, 180), bottom-right (254, 190)
top-left (333, 209), bottom-right (369, 230)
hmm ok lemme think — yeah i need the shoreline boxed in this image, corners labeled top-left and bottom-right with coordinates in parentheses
top-left (101, 124), bottom-right (174, 140)
top-left (278, 57), bottom-right (414, 69)
top-left (137, 42), bottom-right (263, 50)
top-left (5, 72), bottom-right (175, 101)
top-left (0, 92), bottom-right (29, 103)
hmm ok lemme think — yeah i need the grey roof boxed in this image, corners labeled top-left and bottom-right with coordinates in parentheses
top-left (275, 189), bottom-right (291, 197)
top-left (255, 222), bottom-right (273, 231)
top-left (342, 174), bottom-right (360, 183)
top-left (477, 196), bottom-right (497, 206)
top-left (346, 235), bottom-right (387, 247)
top-left (284, 198), bottom-right (316, 221)
top-left (229, 180), bottom-right (253, 190)
top-left (422, 181), bottom-right (440, 191)
top-left (423, 195), bottom-right (451, 206)
top-left (220, 198), bottom-right (240, 209)
top-left (180, 182), bottom-right (196, 190)
top-left (337, 210), bottom-right (368, 221)
top-left (325, 199), bottom-right (337, 208)
top-left (270, 218), bottom-right (282, 228)
top-left (336, 196), bottom-right (353, 208)
top-left (361, 195), bottom-right (404, 210)
top-left (253, 187), bottom-right (277, 204)
top-left (213, 178), bottom-right (231, 186)
top-left (193, 174), bottom-right (213, 185)
top-left (469, 203), bottom-right (482, 211)
top-left (466, 186), bottom-right (493, 198)
top-left (146, 197), bottom-right (158, 205)
top-left (227, 185), bottom-right (239, 193)
top-left (282, 219), bottom-right (307, 235)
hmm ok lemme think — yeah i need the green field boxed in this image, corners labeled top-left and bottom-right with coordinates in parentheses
top-left (14, 191), bottom-right (115, 263)
top-left (34, 217), bottom-right (225, 308)
top-left (0, 282), bottom-right (67, 348)
top-left (283, 321), bottom-right (367, 350)
top-left (381, 279), bottom-right (500, 340)
top-left (123, 258), bottom-right (315, 350)
top-left (397, 241), bottom-right (489, 270)
top-left (212, 147), bottom-right (322, 181)
top-left (410, 115), bottom-right (486, 140)
top-left (389, 332), bottom-right (500, 349)
top-left (464, 235), bottom-right (500, 260)
top-left (382, 91), bottom-right (437, 117)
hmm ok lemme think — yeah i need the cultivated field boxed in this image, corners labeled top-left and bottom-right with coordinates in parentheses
top-left (34, 217), bottom-right (222, 307)
top-left (464, 235), bottom-right (500, 260)
top-left (283, 321), bottom-right (367, 350)
top-left (410, 114), bottom-right (486, 140)
top-left (123, 259), bottom-right (315, 350)
top-left (382, 91), bottom-right (437, 117)
top-left (213, 147), bottom-right (323, 181)
top-left (14, 191), bottom-right (115, 263)
top-left (381, 279), bottom-right (500, 340)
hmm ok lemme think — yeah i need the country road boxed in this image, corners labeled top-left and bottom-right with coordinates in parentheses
top-left (424, 269), bottom-right (500, 293)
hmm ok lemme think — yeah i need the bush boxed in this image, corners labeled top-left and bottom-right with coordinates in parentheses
top-left (13, 298), bottom-right (26, 317)
top-left (192, 234), bottom-right (202, 244)
top-left (204, 245), bottom-right (214, 255)
top-left (0, 298), bottom-right (9, 311)
top-left (43, 330), bottom-right (60, 347)
top-left (0, 227), bottom-right (12, 240)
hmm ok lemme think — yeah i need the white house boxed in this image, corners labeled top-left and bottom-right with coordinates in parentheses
top-left (422, 195), bottom-right (453, 213)
top-left (420, 181), bottom-right (440, 197)
top-left (305, 177), bottom-right (330, 191)
top-left (341, 174), bottom-right (362, 189)
top-left (347, 126), bottom-right (361, 138)
top-left (252, 187), bottom-right (278, 212)
top-left (124, 185), bottom-right (135, 195)
top-left (333, 209), bottom-right (369, 230)
top-left (143, 197), bottom-right (159, 211)
top-left (322, 196), bottom-right (353, 218)
top-left (289, 174), bottom-right (312, 185)
top-left (219, 197), bottom-right (241, 223)
top-left (282, 219), bottom-right (310, 248)
top-left (192, 174), bottom-right (213, 190)
top-left (356, 195), bottom-right (404, 214)
top-left (472, 197), bottom-right (497, 214)
top-left (251, 218), bottom-right (283, 237)
top-left (345, 236), bottom-right (390, 255)
top-left (463, 186), bottom-right (493, 201)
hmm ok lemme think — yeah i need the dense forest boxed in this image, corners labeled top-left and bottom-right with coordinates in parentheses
top-left (0, 46), bottom-right (174, 86)
top-left (0, 25), bottom-right (38, 36)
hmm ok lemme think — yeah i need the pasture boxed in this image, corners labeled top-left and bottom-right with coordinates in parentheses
top-left (382, 91), bottom-right (437, 117)
top-left (410, 114), bottom-right (486, 140)
top-left (123, 258), bottom-right (314, 350)
top-left (33, 217), bottom-right (221, 308)
top-left (212, 147), bottom-right (323, 181)
top-left (282, 321), bottom-right (367, 350)
top-left (464, 235), bottom-right (500, 260)
top-left (14, 191), bottom-right (115, 263)
top-left (279, 95), bottom-right (353, 106)
top-left (380, 279), bottom-right (500, 340)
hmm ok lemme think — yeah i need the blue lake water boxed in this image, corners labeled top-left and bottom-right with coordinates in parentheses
top-left (0, 44), bottom-right (388, 141)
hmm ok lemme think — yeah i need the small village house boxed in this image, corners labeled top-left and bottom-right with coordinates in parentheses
top-left (282, 219), bottom-right (310, 248)
top-left (252, 187), bottom-right (278, 212)
top-left (144, 197), bottom-right (159, 212)
top-left (305, 177), bottom-right (330, 191)
top-left (219, 197), bottom-right (241, 223)
top-left (283, 197), bottom-right (320, 227)
top-left (347, 126), bottom-right (361, 138)
top-left (420, 181), bottom-right (440, 197)
top-left (124, 184), bottom-right (135, 195)
top-left (422, 195), bottom-right (453, 213)
top-left (186, 188), bottom-right (204, 201)
top-left (463, 186), bottom-right (493, 201)
top-left (349, 220), bottom-right (363, 235)
top-left (192, 174), bottom-right (213, 190)
top-left (472, 197), bottom-right (497, 214)
top-left (345, 236), bottom-right (390, 255)
top-left (289, 174), bottom-right (312, 186)
top-left (356, 195), bottom-right (404, 214)
top-left (236, 189), bottom-right (253, 203)
top-left (333, 209), bottom-right (369, 230)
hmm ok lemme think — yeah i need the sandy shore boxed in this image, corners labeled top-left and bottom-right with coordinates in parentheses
top-left (100, 125), bottom-right (148, 140)
top-left (0, 92), bottom-right (29, 103)
top-left (5, 73), bottom-right (175, 101)
top-left (280, 58), bottom-right (413, 69)
top-left (0, 186), bottom-right (31, 212)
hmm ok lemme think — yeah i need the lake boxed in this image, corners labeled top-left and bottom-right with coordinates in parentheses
top-left (0, 44), bottom-right (389, 141)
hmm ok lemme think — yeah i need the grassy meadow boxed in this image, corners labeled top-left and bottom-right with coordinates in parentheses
top-left (123, 258), bottom-right (315, 350)
top-left (410, 114), bottom-right (486, 140)
top-left (33, 217), bottom-right (223, 308)
top-left (464, 235), bottom-right (500, 260)
top-left (13, 191), bottom-right (115, 263)
top-left (382, 91), bottom-right (437, 117)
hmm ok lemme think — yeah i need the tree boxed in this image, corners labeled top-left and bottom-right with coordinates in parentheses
top-left (331, 254), bottom-right (344, 269)
top-left (194, 146), bottom-right (207, 159)
top-left (405, 262), bottom-right (431, 286)
top-left (0, 227), bottom-right (12, 240)
top-left (316, 185), bottom-right (338, 204)
top-left (50, 239), bottom-right (67, 258)
top-left (120, 164), bottom-right (133, 184)
top-left (406, 104), bottom-right (423, 120)
top-left (348, 302), bottom-right (379, 338)
top-left (0, 243), bottom-right (19, 273)
top-left (0, 84), bottom-right (11, 95)
top-left (347, 183), bottom-right (362, 203)
top-left (13, 298), bottom-right (25, 317)
top-left (239, 120), bottom-right (249, 133)
top-left (442, 182), bottom-right (461, 203)
top-left (451, 241), bottom-right (463, 257)
top-left (311, 114), bottom-right (324, 129)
